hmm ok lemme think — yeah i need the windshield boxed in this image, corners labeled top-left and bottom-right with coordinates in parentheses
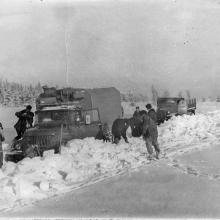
top-left (35, 110), bottom-right (82, 125)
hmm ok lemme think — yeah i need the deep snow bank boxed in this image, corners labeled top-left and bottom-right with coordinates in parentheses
top-left (158, 112), bottom-right (220, 149)
top-left (1, 110), bottom-right (220, 212)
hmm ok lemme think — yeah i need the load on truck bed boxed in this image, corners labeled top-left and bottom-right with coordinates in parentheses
top-left (5, 86), bottom-right (122, 163)
top-left (157, 97), bottom-right (196, 124)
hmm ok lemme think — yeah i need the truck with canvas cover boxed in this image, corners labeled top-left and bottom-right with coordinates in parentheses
top-left (157, 97), bottom-right (196, 124)
top-left (5, 87), bottom-right (122, 162)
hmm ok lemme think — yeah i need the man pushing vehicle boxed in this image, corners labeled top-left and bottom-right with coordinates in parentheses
top-left (142, 113), bottom-right (160, 160)
top-left (14, 105), bottom-right (34, 140)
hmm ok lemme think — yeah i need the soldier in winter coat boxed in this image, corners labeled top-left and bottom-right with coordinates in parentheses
top-left (112, 118), bottom-right (129, 144)
top-left (145, 103), bottom-right (157, 123)
top-left (14, 105), bottom-right (34, 140)
top-left (0, 123), bottom-right (5, 168)
top-left (133, 107), bottom-right (142, 118)
top-left (142, 114), bottom-right (160, 159)
top-left (127, 117), bottom-right (143, 137)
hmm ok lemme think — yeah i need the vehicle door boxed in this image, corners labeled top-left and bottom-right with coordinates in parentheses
top-left (82, 108), bottom-right (101, 138)
top-left (177, 100), bottom-right (187, 115)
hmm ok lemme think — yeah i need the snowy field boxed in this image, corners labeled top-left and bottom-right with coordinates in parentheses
top-left (1, 101), bottom-right (220, 212)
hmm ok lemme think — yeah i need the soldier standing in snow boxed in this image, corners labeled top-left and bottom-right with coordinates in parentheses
top-left (14, 105), bottom-right (34, 140)
top-left (142, 114), bottom-right (160, 159)
top-left (145, 103), bottom-right (157, 124)
top-left (133, 106), bottom-right (142, 118)
top-left (0, 123), bottom-right (5, 168)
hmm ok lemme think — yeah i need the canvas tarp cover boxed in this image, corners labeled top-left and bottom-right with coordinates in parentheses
top-left (87, 87), bottom-right (122, 126)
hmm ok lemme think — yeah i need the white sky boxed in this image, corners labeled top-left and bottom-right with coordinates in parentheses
top-left (1, 0), bottom-right (220, 98)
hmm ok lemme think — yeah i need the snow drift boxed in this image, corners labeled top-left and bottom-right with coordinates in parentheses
top-left (1, 110), bottom-right (220, 212)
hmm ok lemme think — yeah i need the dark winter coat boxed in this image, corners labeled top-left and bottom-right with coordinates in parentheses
top-left (112, 117), bottom-right (144, 143)
top-left (133, 110), bottom-right (147, 121)
top-left (0, 129), bottom-right (5, 168)
top-left (112, 118), bottom-right (129, 143)
top-left (127, 117), bottom-right (143, 137)
top-left (133, 110), bottom-right (142, 118)
top-left (95, 129), bottom-right (104, 140)
top-left (95, 123), bottom-right (112, 142)
top-left (139, 110), bottom-right (147, 119)
top-left (142, 114), bottom-right (158, 138)
top-left (0, 130), bottom-right (5, 144)
top-left (148, 108), bottom-right (157, 123)
top-left (14, 109), bottom-right (34, 132)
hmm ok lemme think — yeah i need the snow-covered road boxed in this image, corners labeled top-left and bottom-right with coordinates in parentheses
top-left (1, 109), bottom-right (220, 212)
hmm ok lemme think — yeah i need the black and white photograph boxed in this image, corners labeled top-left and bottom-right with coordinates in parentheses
top-left (1, 0), bottom-right (220, 218)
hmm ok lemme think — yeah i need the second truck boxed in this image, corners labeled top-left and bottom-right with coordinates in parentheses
top-left (157, 97), bottom-right (196, 124)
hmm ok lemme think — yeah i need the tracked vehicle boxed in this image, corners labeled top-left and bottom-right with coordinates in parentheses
top-left (5, 86), bottom-right (122, 162)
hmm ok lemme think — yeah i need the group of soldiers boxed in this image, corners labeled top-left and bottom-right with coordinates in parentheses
top-left (133, 103), bottom-right (160, 160)
top-left (0, 105), bottom-right (34, 168)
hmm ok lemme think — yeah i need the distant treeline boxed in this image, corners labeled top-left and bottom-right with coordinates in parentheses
top-left (0, 78), bottom-right (152, 107)
top-left (121, 86), bottom-right (181, 105)
top-left (121, 85), bottom-right (161, 105)
top-left (0, 78), bottom-right (42, 107)
top-left (0, 78), bottom-right (218, 107)
top-left (121, 87), bottom-right (220, 105)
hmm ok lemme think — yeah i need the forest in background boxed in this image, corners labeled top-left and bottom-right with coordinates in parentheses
top-left (0, 78), bottom-right (42, 107)
top-left (0, 78), bottom-right (217, 107)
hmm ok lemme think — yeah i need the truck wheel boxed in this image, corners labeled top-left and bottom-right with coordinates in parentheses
top-left (187, 110), bottom-right (195, 115)
top-left (113, 137), bottom-right (119, 144)
top-left (187, 111), bottom-right (192, 115)
top-left (5, 154), bottom-right (24, 163)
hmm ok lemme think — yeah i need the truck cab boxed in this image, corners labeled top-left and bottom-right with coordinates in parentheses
top-left (20, 106), bottom-right (101, 156)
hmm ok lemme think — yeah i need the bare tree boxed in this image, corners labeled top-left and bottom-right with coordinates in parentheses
top-left (201, 97), bottom-right (206, 102)
top-left (126, 89), bottom-right (136, 106)
top-left (151, 85), bottom-right (158, 103)
top-left (178, 91), bottom-right (183, 98)
top-left (185, 90), bottom-right (191, 100)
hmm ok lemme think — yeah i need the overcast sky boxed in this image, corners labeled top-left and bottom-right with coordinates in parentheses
top-left (1, 0), bottom-right (220, 98)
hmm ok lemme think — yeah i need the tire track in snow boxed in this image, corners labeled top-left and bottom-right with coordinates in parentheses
top-left (161, 141), bottom-right (220, 182)
top-left (167, 158), bottom-right (220, 182)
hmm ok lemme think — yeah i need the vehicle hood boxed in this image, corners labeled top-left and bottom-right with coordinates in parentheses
top-left (24, 127), bottom-right (61, 137)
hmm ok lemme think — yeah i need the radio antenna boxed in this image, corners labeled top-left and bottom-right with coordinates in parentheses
top-left (65, 0), bottom-right (70, 86)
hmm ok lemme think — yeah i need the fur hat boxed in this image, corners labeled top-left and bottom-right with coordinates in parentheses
top-left (145, 103), bottom-right (152, 109)
top-left (26, 105), bottom-right (32, 110)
